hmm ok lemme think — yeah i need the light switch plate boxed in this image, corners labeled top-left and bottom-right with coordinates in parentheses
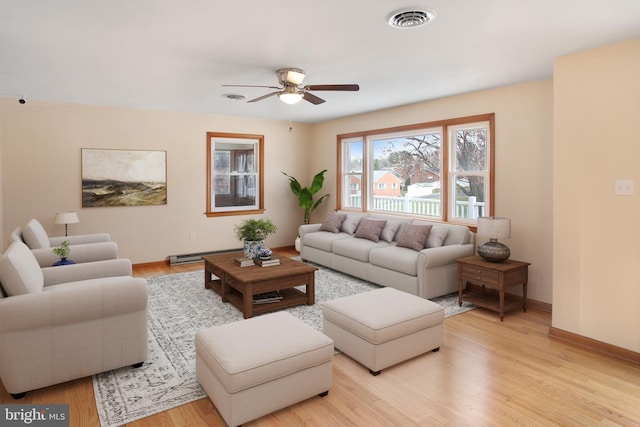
top-left (615, 179), bottom-right (634, 195)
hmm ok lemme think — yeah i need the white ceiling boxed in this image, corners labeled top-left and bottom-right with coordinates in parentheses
top-left (1, 1), bottom-right (639, 123)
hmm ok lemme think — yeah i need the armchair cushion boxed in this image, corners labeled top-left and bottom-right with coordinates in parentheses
top-left (0, 241), bottom-right (45, 296)
top-left (22, 219), bottom-right (50, 249)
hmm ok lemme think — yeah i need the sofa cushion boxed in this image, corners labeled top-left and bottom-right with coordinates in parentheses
top-left (22, 219), bottom-right (50, 249)
top-left (354, 219), bottom-right (387, 242)
top-left (332, 237), bottom-right (389, 263)
top-left (320, 213), bottom-right (347, 233)
top-left (369, 244), bottom-right (419, 276)
top-left (379, 219), bottom-right (403, 243)
top-left (426, 226), bottom-right (449, 248)
top-left (303, 231), bottom-right (351, 252)
top-left (0, 241), bottom-right (45, 295)
top-left (396, 223), bottom-right (432, 251)
top-left (341, 214), bottom-right (364, 234)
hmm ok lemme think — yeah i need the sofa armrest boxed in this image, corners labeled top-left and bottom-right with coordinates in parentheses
top-left (0, 276), bottom-right (147, 334)
top-left (50, 233), bottom-right (111, 246)
top-left (417, 244), bottom-right (475, 269)
top-left (30, 242), bottom-right (119, 267)
top-left (299, 223), bottom-right (322, 237)
top-left (41, 258), bottom-right (132, 286)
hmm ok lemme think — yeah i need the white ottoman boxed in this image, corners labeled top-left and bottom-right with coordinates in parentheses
top-left (195, 311), bottom-right (334, 427)
top-left (323, 287), bottom-right (444, 375)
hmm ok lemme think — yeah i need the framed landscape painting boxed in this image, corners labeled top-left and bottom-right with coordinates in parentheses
top-left (82, 148), bottom-right (167, 207)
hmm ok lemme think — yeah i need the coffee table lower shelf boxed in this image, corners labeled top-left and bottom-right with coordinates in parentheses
top-left (225, 287), bottom-right (310, 316)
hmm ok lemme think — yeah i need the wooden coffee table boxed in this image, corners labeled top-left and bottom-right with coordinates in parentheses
top-left (203, 252), bottom-right (318, 318)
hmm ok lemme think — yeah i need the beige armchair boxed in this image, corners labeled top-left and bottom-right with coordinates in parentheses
top-left (0, 240), bottom-right (148, 398)
top-left (11, 218), bottom-right (119, 267)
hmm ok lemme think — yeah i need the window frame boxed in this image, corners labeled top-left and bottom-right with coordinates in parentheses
top-left (336, 113), bottom-right (495, 227)
top-left (206, 132), bottom-right (265, 217)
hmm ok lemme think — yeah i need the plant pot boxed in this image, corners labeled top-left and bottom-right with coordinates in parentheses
top-left (243, 240), bottom-right (264, 259)
top-left (295, 237), bottom-right (301, 253)
top-left (53, 257), bottom-right (76, 267)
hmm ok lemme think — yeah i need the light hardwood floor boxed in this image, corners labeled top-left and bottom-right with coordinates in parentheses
top-left (2, 251), bottom-right (639, 426)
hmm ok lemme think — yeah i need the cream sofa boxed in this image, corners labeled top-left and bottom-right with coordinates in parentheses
top-left (0, 240), bottom-right (148, 398)
top-left (299, 211), bottom-right (475, 299)
top-left (11, 218), bottom-right (118, 267)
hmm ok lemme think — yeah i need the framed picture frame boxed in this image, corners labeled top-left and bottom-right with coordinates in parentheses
top-left (81, 148), bottom-right (167, 207)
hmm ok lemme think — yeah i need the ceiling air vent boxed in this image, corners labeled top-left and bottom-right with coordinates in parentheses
top-left (387, 9), bottom-right (435, 29)
top-left (222, 93), bottom-right (246, 101)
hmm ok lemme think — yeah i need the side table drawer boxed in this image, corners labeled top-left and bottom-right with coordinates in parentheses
top-left (460, 265), bottom-right (500, 286)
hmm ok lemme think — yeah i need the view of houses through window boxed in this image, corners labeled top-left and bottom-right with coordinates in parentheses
top-left (338, 114), bottom-right (494, 225)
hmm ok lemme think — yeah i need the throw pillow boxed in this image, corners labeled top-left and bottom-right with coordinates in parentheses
top-left (0, 241), bottom-right (45, 296)
top-left (341, 214), bottom-right (363, 234)
top-left (354, 219), bottom-right (387, 242)
top-left (380, 220), bottom-right (403, 242)
top-left (425, 226), bottom-right (449, 248)
top-left (396, 223), bottom-right (432, 251)
top-left (22, 219), bottom-right (50, 249)
top-left (319, 213), bottom-right (347, 233)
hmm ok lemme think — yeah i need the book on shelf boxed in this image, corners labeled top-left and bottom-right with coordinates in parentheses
top-left (252, 291), bottom-right (283, 304)
top-left (234, 257), bottom-right (255, 267)
top-left (253, 257), bottom-right (280, 267)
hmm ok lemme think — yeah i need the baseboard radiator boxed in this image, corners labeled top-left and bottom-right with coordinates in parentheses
top-left (169, 248), bottom-right (242, 265)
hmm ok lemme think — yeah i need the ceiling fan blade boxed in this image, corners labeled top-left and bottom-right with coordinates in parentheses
top-left (222, 84), bottom-right (281, 90)
top-left (304, 84), bottom-right (360, 92)
top-left (247, 91), bottom-right (280, 103)
top-left (302, 92), bottom-right (326, 105)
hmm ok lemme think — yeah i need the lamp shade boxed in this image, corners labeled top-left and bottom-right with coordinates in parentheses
top-left (53, 211), bottom-right (79, 225)
top-left (477, 216), bottom-right (511, 240)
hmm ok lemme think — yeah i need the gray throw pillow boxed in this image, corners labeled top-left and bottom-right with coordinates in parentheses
top-left (341, 214), bottom-right (363, 234)
top-left (354, 219), bottom-right (387, 242)
top-left (425, 226), bottom-right (449, 248)
top-left (320, 213), bottom-right (347, 233)
top-left (396, 223), bottom-right (432, 251)
top-left (380, 220), bottom-right (403, 242)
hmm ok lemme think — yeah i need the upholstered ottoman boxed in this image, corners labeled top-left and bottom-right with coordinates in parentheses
top-left (195, 311), bottom-right (334, 426)
top-left (323, 287), bottom-right (444, 375)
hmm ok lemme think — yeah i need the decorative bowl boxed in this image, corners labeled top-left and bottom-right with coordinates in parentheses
top-left (257, 248), bottom-right (272, 260)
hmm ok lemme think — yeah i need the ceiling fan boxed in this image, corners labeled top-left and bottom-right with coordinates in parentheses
top-left (223, 68), bottom-right (359, 105)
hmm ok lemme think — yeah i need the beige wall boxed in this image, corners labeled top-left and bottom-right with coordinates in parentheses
top-left (553, 39), bottom-right (640, 352)
top-left (0, 100), bottom-right (311, 263)
top-left (310, 80), bottom-right (554, 305)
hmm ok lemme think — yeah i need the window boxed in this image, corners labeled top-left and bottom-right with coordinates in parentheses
top-left (206, 132), bottom-right (264, 217)
top-left (337, 114), bottom-right (494, 225)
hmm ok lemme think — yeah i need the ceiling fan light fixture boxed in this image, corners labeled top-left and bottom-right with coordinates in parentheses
top-left (276, 68), bottom-right (306, 86)
top-left (387, 8), bottom-right (435, 29)
top-left (278, 91), bottom-right (303, 105)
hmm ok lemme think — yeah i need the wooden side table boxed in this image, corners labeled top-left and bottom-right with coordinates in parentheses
top-left (457, 256), bottom-right (530, 321)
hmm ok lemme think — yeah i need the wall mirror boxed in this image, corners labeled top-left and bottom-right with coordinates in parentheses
top-left (206, 132), bottom-right (264, 217)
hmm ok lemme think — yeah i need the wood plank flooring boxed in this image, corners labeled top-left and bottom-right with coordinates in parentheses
top-left (2, 250), bottom-right (639, 426)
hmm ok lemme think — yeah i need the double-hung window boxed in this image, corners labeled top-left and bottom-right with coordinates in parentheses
top-left (337, 113), bottom-right (494, 225)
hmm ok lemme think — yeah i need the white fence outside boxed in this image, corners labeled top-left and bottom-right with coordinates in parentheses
top-left (347, 195), bottom-right (485, 219)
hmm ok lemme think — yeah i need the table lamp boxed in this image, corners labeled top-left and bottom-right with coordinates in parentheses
top-left (476, 216), bottom-right (511, 262)
top-left (53, 211), bottom-right (79, 236)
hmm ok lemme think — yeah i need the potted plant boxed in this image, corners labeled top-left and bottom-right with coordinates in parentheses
top-left (52, 240), bottom-right (75, 266)
top-left (234, 218), bottom-right (277, 259)
top-left (282, 169), bottom-right (330, 225)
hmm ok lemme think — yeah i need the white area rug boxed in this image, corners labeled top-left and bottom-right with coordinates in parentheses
top-left (93, 265), bottom-right (475, 427)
